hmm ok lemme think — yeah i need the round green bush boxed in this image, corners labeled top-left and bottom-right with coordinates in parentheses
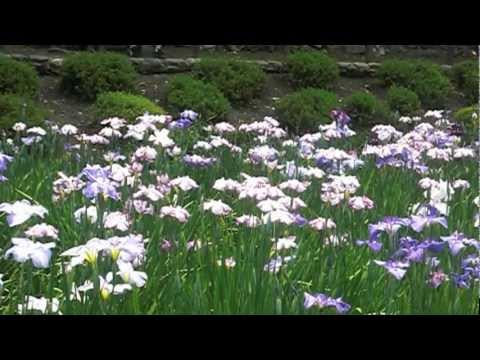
top-left (193, 58), bottom-right (266, 104)
top-left (451, 60), bottom-right (479, 103)
top-left (276, 88), bottom-right (338, 133)
top-left (0, 94), bottom-right (46, 129)
top-left (0, 56), bottom-right (40, 98)
top-left (166, 75), bottom-right (231, 122)
top-left (344, 91), bottom-right (391, 128)
top-left (94, 92), bottom-right (165, 122)
top-left (377, 59), bottom-right (415, 87)
top-left (286, 51), bottom-right (340, 89)
top-left (60, 52), bottom-right (137, 101)
top-left (386, 86), bottom-right (421, 115)
top-left (377, 59), bottom-right (452, 108)
top-left (454, 105), bottom-right (479, 133)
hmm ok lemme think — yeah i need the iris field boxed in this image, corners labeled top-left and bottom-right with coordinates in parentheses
top-left (0, 110), bottom-right (478, 315)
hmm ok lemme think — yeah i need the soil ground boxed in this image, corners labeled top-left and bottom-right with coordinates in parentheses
top-left (37, 74), bottom-right (467, 130)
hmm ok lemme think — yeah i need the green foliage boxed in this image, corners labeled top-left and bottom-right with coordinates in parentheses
top-left (377, 59), bottom-right (416, 87)
top-left (344, 91), bottom-right (391, 128)
top-left (193, 57), bottom-right (266, 104)
top-left (93, 92), bottom-right (165, 122)
top-left (451, 60), bottom-right (479, 103)
top-left (0, 94), bottom-right (45, 129)
top-left (276, 88), bottom-right (338, 132)
top-left (166, 75), bottom-right (231, 122)
top-left (286, 51), bottom-right (340, 89)
top-left (60, 52), bottom-right (137, 101)
top-left (386, 86), bottom-right (421, 115)
top-left (0, 56), bottom-right (40, 98)
top-left (377, 59), bottom-right (452, 108)
top-left (454, 105), bottom-right (479, 133)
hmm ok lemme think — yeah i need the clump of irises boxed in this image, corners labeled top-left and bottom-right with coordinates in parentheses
top-left (0, 107), bottom-right (478, 315)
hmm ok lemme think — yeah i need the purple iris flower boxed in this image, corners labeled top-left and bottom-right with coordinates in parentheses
top-left (376, 156), bottom-right (403, 169)
top-left (326, 297), bottom-right (352, 314)
top-left (440, 232), bottom-right (468, 257)
top-left (183, 155), bottom-right (217, 168)
top-left (394, 237), bottom-right (425, 263)
top-left (427, 133), bottom-right (452, 148)
top-left (412, 162), bottom-right (429, 174)
top-left (304, 292), bottom-right (351, 314)
top-left (461, 255), bottom-right (479, 270)
top-left (374, 259), bottom-right (410, 281)
top-left (410, 205), bottom-right (448, 233)
top-left (0, 153), bottom-right (13, 173)
top-left (369, 217), bottom-right (410, 240)
top-left (356, 239), bottom-right (383, 253)
top-left (422, 238), bottom-right (446, 253)
top-left (82, 165), bottom-right (110, 182)
top-left (293, 214), bottom-right (308, 227)
top-left (399, 147), bottom-right (414, 163)
top-left (315, 157), bottom-right (335, 171)
top-left (331, 110), bottom-right (352, 128)
top-left (169, 118), bottom-right (193, 130)
top-left (81, 165), bottom-right (120, 201)
top-left (451, 273), bottom-right (472, 289)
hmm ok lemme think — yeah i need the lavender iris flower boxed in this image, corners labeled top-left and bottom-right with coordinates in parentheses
top-left (315, 157), bottom-right (335, 171)
top-left (374, 260), bottom-right (410, 280)
top-left (304, 292), bottom-right (351, 314)
top-left (410, 205), bottom-right (448, 233)
top-left (440, 232), bottom-right (467, 256)
top-left (451, 273), bottom-right (472, 289)
top-left (394, 237), bottom-right (425, 263)
top-left (369, 217), bottom-right (411, 240)
top-left (331, 110), bottom-right (352, 128)
top-left (422, 238), bottom-right (446, 253)
top-left (81, 165), bottom-right (120, 201)
top-left (293, 214), bottom-right (308, 227)
top-left (356, 239), bottom-right (383, 253)
top-left (375, 155), bottom-right (402, 169)
top-left (0, 153), bottom-right (13, 173)
top-left (169, 118), bottom-right (193, 130)
top-left (183, 155), bottom-right (217, 168)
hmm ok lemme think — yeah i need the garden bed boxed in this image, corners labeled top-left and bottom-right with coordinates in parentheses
top-left (36, 73), bottom-right (468, 130)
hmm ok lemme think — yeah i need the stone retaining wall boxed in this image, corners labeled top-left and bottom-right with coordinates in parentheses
top-left (4, 53), bottom-right (453, 78)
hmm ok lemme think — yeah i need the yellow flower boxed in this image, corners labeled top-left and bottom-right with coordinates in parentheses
top-left (100, 288), bottom-right (111, 301)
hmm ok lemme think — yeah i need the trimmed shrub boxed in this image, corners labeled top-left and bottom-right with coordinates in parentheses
top-left (454, 105), bottom-right (479, 133)
top-left (193, 58), bottom-right (266, 104)
top-left (276, 88), bottom-right (338, 133)
top-left (344, 91), bottom-right (391, 128)
top-left (60, 52), bottom-right (137, 101)
top-left (377, 59), bottom-right (415, 87)
top-left (94, 92), bottom-right (165, 122)
top-left (386, 86), bottom-right (421, 115)
top-left (0, 94), bottom-right (46, 129)
top-left (286, 51), bottom-right (340, 89)
top-left (451, 60), bottom-right (479, 103)
top-left (377, 59), bottom-right (452, 108)
top-left (166, 75), bottom-right (231, 122)
top-left (0, 56), bottom-right (40, 98)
